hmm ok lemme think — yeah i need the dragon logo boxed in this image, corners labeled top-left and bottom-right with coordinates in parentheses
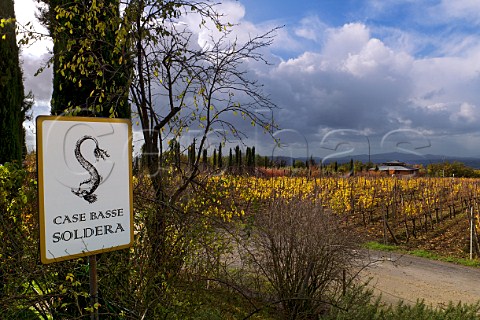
top-left (71, 135), bottom-right (110, 203)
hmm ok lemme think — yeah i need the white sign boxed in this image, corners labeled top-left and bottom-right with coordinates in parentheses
top-left (37, 116), bottom-right (133, 264)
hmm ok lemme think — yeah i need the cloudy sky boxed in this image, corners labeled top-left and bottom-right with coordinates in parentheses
top-left (15, 0), bottom-right (480, 160)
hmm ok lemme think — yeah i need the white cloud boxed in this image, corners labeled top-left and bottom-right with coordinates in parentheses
top-left (15, 0), bottom-right (51, 57)
top-left (22, 53), bottom-right (52, 103)
top-left (450, 102), bottom-right (478, 123)
top-left (184, 0), bottom-right (248, 49)
top-left (275, 23), bottom-right (412, 80)
top-left (343, 38), bottom-right (412, 77)
top-left (181, 0), bottom-right (298, 55)
top-left (294, 15), bottom-right (327, 42)
top-left (322, 23), bottom-right (370, 63)
top-left (438, 0), bottom-right (480, 24)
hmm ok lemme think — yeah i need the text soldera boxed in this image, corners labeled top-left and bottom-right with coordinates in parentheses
top-left (52, 223), bottom-right (125, 243)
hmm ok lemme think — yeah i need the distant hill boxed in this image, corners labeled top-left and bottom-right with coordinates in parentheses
top-left (272, 152), bottom-right (480, 169)
top-left (352, 153), bottom-right (480, 169)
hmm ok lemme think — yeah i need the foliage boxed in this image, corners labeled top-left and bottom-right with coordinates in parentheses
top-left (4, 155), bottom-right (480, 318)
top-left (213, 175), bottom-right (480, 253)
top-left (0, 161), bottom-right (39, 317)
top-left (42, 0), bottom-right (130, 118)
top-left (321, 159), bottom-right (371, 174)
top-left (427, 161), bottom-right (480, 178)
top-left (327, 288), bottom-right (480, 320)
top-left (0, 157), bottom-right (241, 318)
top-left (293, 159), bottom-right (306, 168)
top-left (0, 158), bottom-right (96, 319)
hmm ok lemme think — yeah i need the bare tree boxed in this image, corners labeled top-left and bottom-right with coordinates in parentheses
top-left (129, 16), bottom-right (277, 194)
top-left (124, 1), bottom-right (277, 316)
top-left (126, 0), bottom-right (276, 274)
top-left (244, 196), bottom-right (362, 319)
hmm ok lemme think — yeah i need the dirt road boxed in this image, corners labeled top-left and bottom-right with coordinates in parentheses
top-left (359, 250), bottom-right (480, 307)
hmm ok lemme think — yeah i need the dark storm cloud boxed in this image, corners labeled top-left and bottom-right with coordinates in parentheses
top-left (22, 53), bottom-right (52, 109)
top-left (246, 20), bottom-right (480, 157)
top-left (16, 0), bottom-right (480, 156)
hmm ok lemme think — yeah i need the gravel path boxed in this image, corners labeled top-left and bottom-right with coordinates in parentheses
top-left (359, 250), bottom-right (480, 307)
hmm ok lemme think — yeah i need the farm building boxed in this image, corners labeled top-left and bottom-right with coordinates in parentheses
top-left (377, 160), bottom-right (419, 176)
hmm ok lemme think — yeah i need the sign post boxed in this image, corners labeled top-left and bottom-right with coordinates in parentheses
top-left (36, 116), bottom-right (133, 318)
top-left (89, 255), bottom-right (98, 320)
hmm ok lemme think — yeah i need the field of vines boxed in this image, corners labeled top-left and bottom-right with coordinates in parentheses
top-left (4, 158), bottom-right (480, 317)
top-left (201, 175), bottom-right (480, 249)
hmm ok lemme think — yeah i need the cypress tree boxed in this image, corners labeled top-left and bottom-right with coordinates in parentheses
top-left (251, 146), bottom-right (255, 168)
top-left (246, 147), bottom-right (251, 167)
top-left (189, 138), bottom-right (196, 168)
top-left (169, 139), bottom-right (178, 167)
top-left (218, 143), bottom-right (223, 168)
top-left (0, 1), bottom-right (27, 163)
top-left (309, 155), bottom-right (314, 168)
top-left (238, 149), bottom-right (242, 172)
top-left (235, 145), bottom-right (240, 167)
top-left (202, 149), bottom-right (207, 165)
top-left (175, 141), bottom-right (181, 168)
top-left (168, 139), bottom-right (181, 169)
top-left (48, 0), bottom-right (130, 118)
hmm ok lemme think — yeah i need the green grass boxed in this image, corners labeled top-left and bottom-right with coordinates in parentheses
top-left (161, 280), bottom-right (279, 320)
top-left (409, 249), bottom-right (480, 267)
top-left (362, 241), bottom-right (480, 268)
top-left (327, 286), bottom-right (480, 320)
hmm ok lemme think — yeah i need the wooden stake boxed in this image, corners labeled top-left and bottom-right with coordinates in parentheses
top-left (89, 255), bottom-right (99, 320)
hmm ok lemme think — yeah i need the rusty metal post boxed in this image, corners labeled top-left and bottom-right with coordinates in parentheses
top-left (89, 255), bottom-right (99, 320)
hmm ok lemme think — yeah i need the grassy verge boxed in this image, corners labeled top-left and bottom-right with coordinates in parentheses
top-left (328, 285), bottom-right (480, 320)
top-left (362, 241), bottom-right (480, 267)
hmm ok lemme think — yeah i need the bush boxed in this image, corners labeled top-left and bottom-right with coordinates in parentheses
top-left (0, 159), bottom-right (247, 319)
top-left (243, 195), bottom-right (362, 319)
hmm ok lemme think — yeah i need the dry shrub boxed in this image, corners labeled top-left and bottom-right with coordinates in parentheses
top-left (247, 195), bottom-right (361, 319)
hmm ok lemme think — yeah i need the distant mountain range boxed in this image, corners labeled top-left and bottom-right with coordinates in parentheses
top-left (272, 152), bottom-right (480, 169)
